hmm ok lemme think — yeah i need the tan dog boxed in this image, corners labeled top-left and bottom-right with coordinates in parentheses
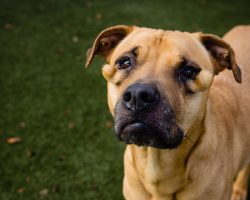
top-left (86, 25), bottom-right (250, 200)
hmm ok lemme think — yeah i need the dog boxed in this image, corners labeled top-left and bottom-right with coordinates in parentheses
top-left (85, 25), bottom-right (250, 200)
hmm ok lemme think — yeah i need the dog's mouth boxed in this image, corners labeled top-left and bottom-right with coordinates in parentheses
top-left (114, 92), bottom-right (185, 149)
top-left (119, 121), bottom-right (162, 148)
top-left (116, 119), bottom-right (184, 149)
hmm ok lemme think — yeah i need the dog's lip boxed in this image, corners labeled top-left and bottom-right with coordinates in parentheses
top-left (122, 122), bottom-right (148, 132)
top-left (119, 120), bottom-right (156, 134)
top-left (120, 120), bottom-right (141, 132)
top-left (116, 118), bottom-right (185, 149)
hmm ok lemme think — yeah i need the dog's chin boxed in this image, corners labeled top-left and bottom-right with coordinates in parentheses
top-left (116, 122), bottom-right (184, 149)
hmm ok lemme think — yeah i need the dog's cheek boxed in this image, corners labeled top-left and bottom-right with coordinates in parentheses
top-left (188, 70), bottom-right (213, 92)
top-left (107, 82), bottom-right (120, 116)
top-left (177, 94), bottom-right (205, 133)
top-left (102, 64), bottom-right (117, 80)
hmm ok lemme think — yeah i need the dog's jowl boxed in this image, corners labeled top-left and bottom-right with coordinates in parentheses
top-left (86, 25), bottom-right (250, 200)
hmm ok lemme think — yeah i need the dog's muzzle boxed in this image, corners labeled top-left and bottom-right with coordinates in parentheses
top-left (114, 83), bottom-right (184, 149)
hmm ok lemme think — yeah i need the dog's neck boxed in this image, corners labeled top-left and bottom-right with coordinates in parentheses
top-left (128, 115), bottom-right (205, 195)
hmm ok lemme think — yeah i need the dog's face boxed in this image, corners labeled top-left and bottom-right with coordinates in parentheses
top-left (86, 25), bottom-right (241, 149)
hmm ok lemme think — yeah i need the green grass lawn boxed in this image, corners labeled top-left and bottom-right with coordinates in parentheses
top-left (0, 0), bottom-right (250, 199)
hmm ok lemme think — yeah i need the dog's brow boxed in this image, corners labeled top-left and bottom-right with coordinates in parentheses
top-left (124, 45), bottom-right (140, 56)
top-left (179, 57), bottom-right (201, 69)
top-left (124, 45), bottom-right (140, 55)
top-left (131, 46), bottom-right (139, 56)
top-left (115, 46), bottom-right (140, 63)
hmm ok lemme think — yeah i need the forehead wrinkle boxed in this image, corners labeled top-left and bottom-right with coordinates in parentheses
top-left (111, 28), bottom-right (163, 66)
top-left (160, 32), bottom-right (213, 71)
top-left (141, 31), bottom-right (172, 73)
top-left (110, 42), bottom-right (135, 64)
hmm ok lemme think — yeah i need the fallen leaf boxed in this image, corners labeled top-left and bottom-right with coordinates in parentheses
top-left (7, 137), bottom-right (22, 144)
top-left (58, 155), bottom-right (65, 161)
top-left (95, 13), bottom-right (103, 20)
top-left (27, 150), bottom-right (36, 158)
top-left (85, 1), bottom-right (92, 8)
top-left (25, 177), bottom-right (31, 183)
top-left (105, 121), bottom-right (113, 128)
top-left (64, 108), bottom-right (71, 116)
top-left (19, 122), bottom-right (26, 129)
top-left (4, 23), bottom-right (15, 30)
top-left (17, 187), bottom-right (25, 194)
top-left (56, 47), bottom-right (64, 55)
top-left (68, 122), bottom-right (75, 129)
top-left (72, 36), bottom-right (79, 43)
top-left (39, 188), bottom-right (49, 197)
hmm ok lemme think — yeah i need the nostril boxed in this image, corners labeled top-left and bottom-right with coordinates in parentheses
top-left (123, 91), bottom-right (132, 102)
top-left (139, 90), bottom-right (158, 104)
top-left (140, 91), bottom-right (152, 103)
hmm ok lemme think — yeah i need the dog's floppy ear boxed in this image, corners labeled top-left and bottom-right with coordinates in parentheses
top-left (85, 25), bottom-right (133, 68)
top-left (200, 34), bottom-right (241, 83)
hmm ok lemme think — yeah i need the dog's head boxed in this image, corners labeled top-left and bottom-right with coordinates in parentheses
top-left (86, 25), bottom-right (241, 149)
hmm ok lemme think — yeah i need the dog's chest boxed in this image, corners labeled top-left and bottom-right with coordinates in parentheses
top-left (137, 148), bottom-right (187, 198)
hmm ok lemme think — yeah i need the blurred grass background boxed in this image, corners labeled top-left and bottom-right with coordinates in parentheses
top-left (0, 0), bottom-right (250, 199)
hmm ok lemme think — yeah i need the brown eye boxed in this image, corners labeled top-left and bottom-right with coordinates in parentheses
top-left (116, 56), bottom-right (132, 70)
top-left (177, 63), bottom-right (201, 82)
top-left (181, 65), bottom-right (200, 80)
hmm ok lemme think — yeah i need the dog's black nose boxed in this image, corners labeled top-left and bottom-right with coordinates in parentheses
top-left (122, 83), bottom-right (159, 111)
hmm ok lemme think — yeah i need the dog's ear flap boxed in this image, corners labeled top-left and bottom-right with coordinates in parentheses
top-left (201, 34), bottom-right (241, 83)
top-left (85, 25), bottom-right (133, 68)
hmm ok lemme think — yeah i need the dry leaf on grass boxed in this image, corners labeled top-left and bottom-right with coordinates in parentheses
top-left (19, 122), bottom-right (26, 129)
top-left (68, 122), bottom-right (75, 129)
top-left (25, 177), bottom-right (31, 183)
top-left (59, 155), bottom-right (65, 161)
top-left (105, 121), bottom-right (113, 128)
top-left (4, 23), bottom-right (15, 30)
top-left (39, 188), bottom-right (49, 197)
top-left (72, 36), bottom-right (79, 43)
top-left (56, 47), bottom-right (65, 55)
top-left (64, 108), bottom-right (71, 116)
top-left (7, 137), bottom-right (22, 144)
top-left (17, 187), bottom-right (25, 194)
top-left (95, 13), bottom-right (103, 20)
top-left (27, 150), bottom-right (36, 158)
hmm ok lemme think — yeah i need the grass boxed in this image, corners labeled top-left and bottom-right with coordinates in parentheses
top-left (0, 0), bottom-right (250, 199)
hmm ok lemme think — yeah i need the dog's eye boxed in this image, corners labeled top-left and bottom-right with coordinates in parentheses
top-left (116, 56), bottom-right (132, 70)
top-left (178, 64), bottom-right (201, 81)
